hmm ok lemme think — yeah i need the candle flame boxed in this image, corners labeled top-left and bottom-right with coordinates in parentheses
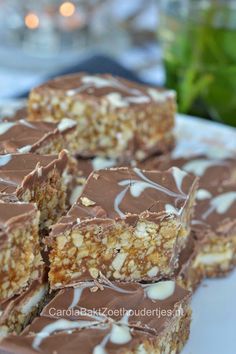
top-left (59, 2), bottom-right (76, 17)
top-left (25, 13), bottom-right (39, 29)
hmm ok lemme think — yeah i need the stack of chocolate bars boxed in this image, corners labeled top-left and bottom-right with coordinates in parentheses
top-left (0, 73), bottom-right (235, 353)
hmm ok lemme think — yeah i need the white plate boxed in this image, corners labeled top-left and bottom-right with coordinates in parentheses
top-left (1, 102), bottom-right (236, 354)
top-left (176, 115), bottom-right (236, 354)
top-left (182, 271), bottom-right (236, 354)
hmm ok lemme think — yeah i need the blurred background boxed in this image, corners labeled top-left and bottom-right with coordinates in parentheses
top-left (0, 0), bottom-right (236, 126)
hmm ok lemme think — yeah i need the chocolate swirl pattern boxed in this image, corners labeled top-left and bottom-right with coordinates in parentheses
top-left (9, 279), bottom-right (190, 353)
top-left (114, 167), bottom-right (187, 218)
top-left (143, 154), bottom-right (236, 276)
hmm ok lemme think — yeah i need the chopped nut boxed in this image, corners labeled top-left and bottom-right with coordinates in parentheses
top-left (90, 286), bottom-right (99, 292)
top-left (80, 197), bottom-right (96, 206)
top-left (71, 233), bottom-right (84, 248)
top-left (113, 271), bottom-right (122, 279)
top-left (112, 253), bottom-right (127, 271)
top-left (57, 235), bottom-right (68, 250)
top-left (134, 222), bottom-right (149, 238)
top-left (89, 267), bottom-right (99, 278)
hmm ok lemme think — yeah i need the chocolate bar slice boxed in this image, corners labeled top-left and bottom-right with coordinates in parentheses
top-left (0, 203), bottom-right (42, 302)
top-left (48, 167), bottom-right (198, 288)
top-left (0, 280), bottom-right (191, 353)
top-left (0, 151), bottom-right (69, 230)
top-left (0, 270), bottom-right (48, 337)
top-left (142, 155), bottom-right (236, 278)
top-left (28, 73), bottom-right (176, 160)
top-left (0, 118), bottom-right (77, 155)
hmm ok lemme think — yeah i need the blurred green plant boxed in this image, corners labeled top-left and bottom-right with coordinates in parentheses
top-left (161, 2), bottom-right (236, 126)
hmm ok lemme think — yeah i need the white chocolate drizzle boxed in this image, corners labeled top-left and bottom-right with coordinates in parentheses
top-left (32, 318), bottom-right (101, 350)
top-left (0, 119), bottom-right (36, 136)
top-left (148, 88), bottom-right (176, 102)
top-left (183, 159), bottom-right (227, 177)
top-left (19, 119), bottom-right (36, 129)
top-left (93, 323), bottom-right (131, 354)
top-left (196, 189), bottom-right (212, 200)
top-left (114, 185), bottom-right (130, 218)
top-left (114, 168), bottom-right (186, 218)
top-left (143, 280), bottom-right (175, 300)
top-left (17, 145), bottom-right (32, 153)
top-left (109, 324), bottom-right (132, 344)
top-left (106, 93), bottom-right (129, 108)
top-left (68, 287), bottom-right (84, 309)
top-left (57, 118), bottom-right (76, 132)
top-left (203, 192), bottom-right (236, 219)
top-left (165, 204), bottom-right (181, 216)
top-left (0, 154), bottom-right (12, 166)
top-left (100, 279), bottom-right (136, 295)
top-left (92, 157), bottom-right (116, 171)
top-left (66, 75), bottom-right (173, 108)
top-left (172, 166), bottom-right (188, 194)
top-left (68, 282), bottom-right (106, 309)
top-left (126, 96), bottom-right (150, 104)
top-left (106, 92), bottom-right (150, 107)
top-left (67, 76), bottom-right (141, 97)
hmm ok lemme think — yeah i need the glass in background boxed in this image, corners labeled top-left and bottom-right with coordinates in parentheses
top-left (159, 0), bottom-right (236, 126)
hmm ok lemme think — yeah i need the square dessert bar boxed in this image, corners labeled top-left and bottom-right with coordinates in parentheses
top-left (0, 280), bottom-right (191, 353)
top-left (0, 203), bottom-right (42, 302)
top-left (142, 154), bottom-right (236, 278)
top-left (28, 73), bottom-right (176, 160)
top-left (48, 167), bottom-right (198, 288)
top-left (0, 118), bottom-right (77, 155)
top-left (0, 151), bottom-right (70, 230)
top-left (0, 270), bottom-right (48, 337)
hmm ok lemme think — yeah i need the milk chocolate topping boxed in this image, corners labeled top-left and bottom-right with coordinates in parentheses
top-left (51, 166), bottom-right (197, 237)
top-left (142, 155), bottom-right (236, 238)
top-left (0, 202), bottom-right (36, 226)
top-left (0, 151), bottom-right (68, 196)
top-left (0, 323), bottom-right (163, 354)
top-left (36, 73), bottom-right (175, 105)
top-left (0, 119), bottom-right (76, 154)
top-left (40, 279), bottom-right (189, 335)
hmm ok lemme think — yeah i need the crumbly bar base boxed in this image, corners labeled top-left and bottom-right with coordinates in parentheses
top-left (0, 284), bottom-right (48, 338)
top-left (177, 261), bottom-right (203, 292)
top-left (20, 169), bottom-right (67, 230)
top-left (192, 235), bottom-right (235, 278)
top-left (34, 131), bottom-right (76, 156)
top-left (125, 307), bottom-right (191, 354)
top-left (28, 92), bottom-right (175, 160)
top-left (0, 215), bottom-right (42, 302)
top-left (49, 218), bottom-right (189, 288)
